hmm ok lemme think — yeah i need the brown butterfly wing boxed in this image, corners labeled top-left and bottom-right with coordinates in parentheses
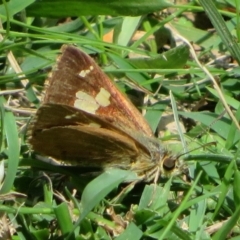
top-left (44, 45), bottom-right (153, 137)
top-left (28, 104), bottom-right (150, 168)
top-left (28, 45), bottom-right (166, 173)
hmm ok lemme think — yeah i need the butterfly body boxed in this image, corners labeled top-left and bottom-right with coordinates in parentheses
top-left (28, 45), bottom-right (179, 181)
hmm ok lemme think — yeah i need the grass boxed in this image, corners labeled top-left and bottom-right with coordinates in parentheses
top-left (0, 0), bottom-right (240, 239)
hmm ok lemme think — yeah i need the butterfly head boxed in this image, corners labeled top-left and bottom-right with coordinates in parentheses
top-left (131, 145), bottom-right (185, 182)
top-left (160, 151), bottom-right (184, 178)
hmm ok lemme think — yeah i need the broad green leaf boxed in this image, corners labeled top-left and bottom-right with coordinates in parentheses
top-left (80, 169), bottom-right (137, 222)
top-left (26, 0), bottom-right (173, 17)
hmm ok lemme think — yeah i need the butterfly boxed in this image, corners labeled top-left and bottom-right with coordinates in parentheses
top-left (28, 45), bottom-right (181, 181)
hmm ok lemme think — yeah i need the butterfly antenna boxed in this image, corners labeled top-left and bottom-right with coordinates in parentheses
top-left (177, 142), bottom-right (216, 159)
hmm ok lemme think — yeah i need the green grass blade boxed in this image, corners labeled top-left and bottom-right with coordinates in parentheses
top-left (0, 97), bottom-right (19, 194)
top-left (199, 0), bottom-right (240, 65)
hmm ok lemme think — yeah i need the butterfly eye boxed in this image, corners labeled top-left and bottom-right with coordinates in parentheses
top-left (162, 157), bottom-right (176, 171)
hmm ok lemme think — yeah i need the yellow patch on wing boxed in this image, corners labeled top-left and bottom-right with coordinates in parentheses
top-left (88, 122), bottom-right (101, 128)
top-left (78, 66), bottom-right (94, 77)
top-left (65, 113), bottom-right (77, 119)
top-left (74, 91), bottom-right (99, 114)
top-left (74, 88), bottom-right (111, 114)
top-left (95, 88), bottom-right (111, 107)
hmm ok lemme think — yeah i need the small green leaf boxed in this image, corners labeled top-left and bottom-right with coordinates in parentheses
top-left (128, 45), bottom-right (189, 69)
top-left (54, 202), bottom-right (74, 239)
top-left (0, 0), bottom-right (35, 20)
top-left (233, 168), bottom-right (240, 207)
top-left (212, 160), bottom-right (234, 219)
top-left (115, 222), bottom-right (143, 240)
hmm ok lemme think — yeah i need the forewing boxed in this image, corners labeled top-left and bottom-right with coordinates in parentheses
top-left (44, 45), bottom-right (153, 137)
